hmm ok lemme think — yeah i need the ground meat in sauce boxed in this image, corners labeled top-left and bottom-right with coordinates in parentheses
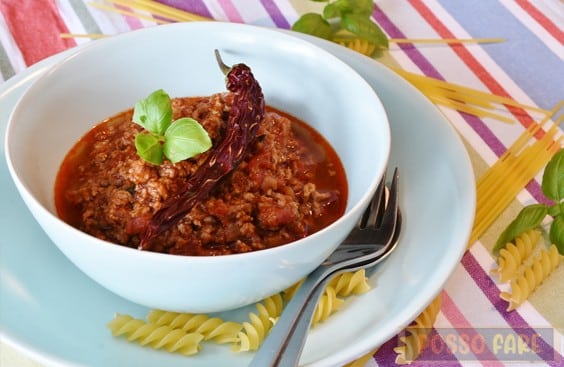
top-left (55, 92), bottom-right (347, 256)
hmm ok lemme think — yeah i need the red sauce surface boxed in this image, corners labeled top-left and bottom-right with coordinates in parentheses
top-left (55, 93), bottom-right (347, 255)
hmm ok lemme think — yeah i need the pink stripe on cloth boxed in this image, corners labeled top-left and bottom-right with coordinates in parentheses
top-left (217, 0), bottom-right (244, 23)
top-left (516, 0), bottom-right (564, 43)
top-left (116, 5), bottom-right (144, 30)
top-left (0, 0), bottom-right (76, 66)
top-left (440, 291), bottom-right (504, 366)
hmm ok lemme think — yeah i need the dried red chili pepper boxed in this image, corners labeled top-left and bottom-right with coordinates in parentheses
top-left (139, 51), bottom-right (265, 250)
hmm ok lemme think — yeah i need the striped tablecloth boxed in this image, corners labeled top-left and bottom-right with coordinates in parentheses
top-left (1, 1), bottom-right (563, 366)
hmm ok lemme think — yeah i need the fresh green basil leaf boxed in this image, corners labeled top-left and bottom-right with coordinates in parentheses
top-left (323, 2), bottom-right (342, 19)
top-left (135, 133), bottom-right (163, 165)
top-left (547, 203), bottom-right (563, 217)
top-left (541, 148), bottom-right (564, 202)
top-left (323, 0), bottom-right (373, 18)
top-left (163, 118), bottom-right (212, 163)
top-left (340, 13), bottom-right (389, 49)
top-left (353, 0), bottom-right (376, 16)
top-left (132, 89), bottom-right (172, 136)
top-left (493, 204), bottom-right (548, 255)
top-left (291, 13), bottom-right (334, 40)
top-left (549, 215), bottom-right (564, 255)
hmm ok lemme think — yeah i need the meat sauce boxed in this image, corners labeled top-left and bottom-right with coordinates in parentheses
top-left (55, 93), bottom-right (347, 255)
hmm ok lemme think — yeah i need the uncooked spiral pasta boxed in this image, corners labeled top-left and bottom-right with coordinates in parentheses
top-left (394, 294), bottom-right (442, 365)
top-left (108, 269), bottom-right (373, 356)
top-left (328, 269), bottom-right (371, 297)
top-left (495, 229), bottom-right (541, 282)
top-left (313, 270), bottom-right (370, 325)
top-left (261, 292), bottom-right (285, 321)
top-left (311, 285), bottom-right (344, 326)
top-left (337, 38), bottom-right (377, 57)
top-left (233, 270), bottom-right (371, 351)
top-left (146, 310), bottom-right (241, 343)
top-left (232, 293), bottom-right (284, 352)
top-left (500, 244), bottom-right (561, 311)
top-left (107, 314), bottom-right (203, 355)
top-left (278, 269), bottom-right (370, 327)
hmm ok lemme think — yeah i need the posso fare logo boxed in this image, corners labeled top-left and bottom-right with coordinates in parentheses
top-left (397, 327), bottom-right (559, 363)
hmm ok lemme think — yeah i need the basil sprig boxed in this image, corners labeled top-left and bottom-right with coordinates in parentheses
top-left (493, 149), bottom-right (564, 255)
top-left (291, 0), bottom-right (389, 54)
top-left (132, 89), bottom-right (212, 165)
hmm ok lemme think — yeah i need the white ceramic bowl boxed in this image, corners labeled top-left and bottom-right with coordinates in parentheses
top-left (4, 22), bottom-right (389, 313)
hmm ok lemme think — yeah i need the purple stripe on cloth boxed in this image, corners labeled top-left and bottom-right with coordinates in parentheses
top-left (526, 180), bottom-right (552, 206)
top-left (461, 252), bottom-right (563, 365)
top-left (155, 0), bottom-right (212, 18)
top-left (260, 0), bottom-right (290, 29)
top-left (372, 4), bottom-right (551, 205)
top-left (373, 336), bottom-right (402, 366)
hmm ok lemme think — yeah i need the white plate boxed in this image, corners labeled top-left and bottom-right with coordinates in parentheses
top-left (0, 34), bottom-right (475, 367)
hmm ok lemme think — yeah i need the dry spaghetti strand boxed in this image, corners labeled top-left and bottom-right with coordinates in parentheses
top-left (391, 67), bottom-right (551, 122)
top-left (469, 104), bottom-right (564, 247)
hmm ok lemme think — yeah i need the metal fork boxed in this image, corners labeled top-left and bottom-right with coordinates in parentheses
top-left (249, 168), bottom-right (401, 367)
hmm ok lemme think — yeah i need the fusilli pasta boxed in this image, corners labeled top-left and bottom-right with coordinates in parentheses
top-left (311, 285), bottom-right (344, 326)
top-left (338, 38), bottom-right (377, 57)
top-left (495, 229), bottom-right (541, 282)
top-left (146, 310), bottom-right (241, 343)
top-left (107, 314), bottom-right (203, 355)
top-left (108, 269), bottom-right (373, 356)
top-left (394, 294), bottom-right (442, 365)
top-left (232, 293), bottom-right (284, 352)
top-left (500, 244), bottom-right (561, 311)
top-left (328, 269), bottom-right (371, 297)
top-left (278, 269), bottom-right (371, 328)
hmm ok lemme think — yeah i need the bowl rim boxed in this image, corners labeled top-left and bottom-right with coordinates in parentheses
top-left (4, 21), bottom-right (390, 262)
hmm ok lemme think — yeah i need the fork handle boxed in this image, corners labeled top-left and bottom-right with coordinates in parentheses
top-left (248, 267), bottom-right (330, 367)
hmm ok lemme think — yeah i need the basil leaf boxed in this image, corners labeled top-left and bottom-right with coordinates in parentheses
top-left (541, 148), bottom-right (564, 202)
top-left (340, 13), bottom-right (389, 49)
top-left (292, 13), bottom-right (334, 40)
top-left (548, 203), bottom-right (562, 217)
top-left (323, 2), bottom-right (342, 19)
top-left (163, 118), bottom-right (212, 164)
top-left (135, 133), bottom-right (163, 165)
top-left (355, 0), bottom-right (376, 15)
top-left (324, 0), bottom-right (373, 18)
top-left (549, 215), bottom-right (564, 255)
top-left (132, 89), bottom-right (172, 136)
top-left (493, 204), bottom-right (548, 255)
